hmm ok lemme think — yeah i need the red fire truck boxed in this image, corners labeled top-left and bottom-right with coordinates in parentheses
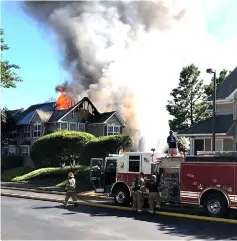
top-left (89, 151), bottom-right (237, 218)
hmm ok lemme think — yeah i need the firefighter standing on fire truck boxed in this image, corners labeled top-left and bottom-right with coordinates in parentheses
top-left (63, 172), bottom-right (78, 207)
top-left (131, 172), bottom-right (146, 212)
top-left (167, 130), bottom-right (178, 155)
top-left (146, 174), bottom-right (161, 213)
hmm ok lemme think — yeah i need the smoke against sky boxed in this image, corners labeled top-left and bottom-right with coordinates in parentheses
top-left (21, 0), bottom-right (237, 152)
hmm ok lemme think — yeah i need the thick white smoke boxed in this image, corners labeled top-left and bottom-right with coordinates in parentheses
top-left (22, 0), bottom-right (237, 152)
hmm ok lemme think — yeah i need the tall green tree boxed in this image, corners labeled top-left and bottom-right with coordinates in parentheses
top-left (1, 29), bottom-right (22, 122)
top-left (166, 64), bottom-right (208, 132)
top-left (204, 69), bottom-right (231, 99)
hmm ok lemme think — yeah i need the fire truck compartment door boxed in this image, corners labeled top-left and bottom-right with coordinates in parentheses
top-left (90, 158), bottom-right (105, 192)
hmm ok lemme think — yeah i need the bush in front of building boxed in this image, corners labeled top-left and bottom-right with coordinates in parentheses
top-left (1, 155), bottom-right (23, 173)
top-left (30, 130), bottom-right (96, 167)
top-left (80, 134), bottom-right (133, 165)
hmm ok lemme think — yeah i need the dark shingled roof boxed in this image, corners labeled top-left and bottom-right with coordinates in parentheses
top-left (177, 115), bottom-right (235, 135)
top-left (88, 111), bottom-right (116, 123)
top-left (48, 108), bottom-right (73, 122)
top-left (15, 97), bottom-right (126, 125)
top-left (216, 67), bottom-right (237, 100)
top-left (17, 102), bottom-right (55, 125)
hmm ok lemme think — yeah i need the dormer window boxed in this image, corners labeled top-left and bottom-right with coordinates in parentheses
top-left (33, 122), bottom-right (42, 138)
top-left (107, 125), bottom-right (120, 135)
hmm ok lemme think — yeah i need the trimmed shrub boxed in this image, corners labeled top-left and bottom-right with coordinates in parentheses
top-left (1, 156), bottom-right (23, 173)
top-left (30, 131), bottom-right (96, 167)
top-left (80, 134), bottom-right (133, 165)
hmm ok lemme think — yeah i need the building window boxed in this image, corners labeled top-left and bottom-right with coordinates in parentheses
top-left (8, 145), bottom-right (16, 155)
top-left (78, 123), bottom-right (85, 132)
top-left (59, 122), bottom-right (68, 130)
top-left (21, 145), bottom-right (30, 157)
top-left (2, 147), bottom-right (8, 156)
top-left (23, 126), bottom-right (31, 138)
top-left (33, 122), bottom-right (42, 138)
top-left (107, 125), bottom-right (120, 135)
top-left (69, 122), bottom-right (77, 131)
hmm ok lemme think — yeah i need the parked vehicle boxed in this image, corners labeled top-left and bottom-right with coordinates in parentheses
top-left (90, 151), bottom-right (237, 217)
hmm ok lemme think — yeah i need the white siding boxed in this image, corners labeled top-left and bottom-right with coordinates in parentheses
top-left (216, 103), bottom-right (233, 116)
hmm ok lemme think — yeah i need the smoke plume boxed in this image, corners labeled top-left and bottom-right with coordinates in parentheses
top-left (21, 0), bottom-right (190, 151)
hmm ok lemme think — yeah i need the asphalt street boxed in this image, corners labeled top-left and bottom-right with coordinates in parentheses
top-left (1, 196), bottom-right (237, 240)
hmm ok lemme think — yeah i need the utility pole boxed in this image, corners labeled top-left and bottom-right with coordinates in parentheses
top-left (206, 68), bottom-right (216, 151)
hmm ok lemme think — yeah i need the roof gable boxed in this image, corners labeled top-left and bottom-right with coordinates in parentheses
top-left (57, 97), bottom-right (100, 122)
top-left (30, 109), bottom-right (53, 123)
top-left (216, 67), bottom-right (237, 100)
top-left (17, 102), bottom-right (55, 125)
top-left (177, 114), bottom-right (234, 135)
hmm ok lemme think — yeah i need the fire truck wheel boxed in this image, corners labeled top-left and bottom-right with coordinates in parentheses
top-left (203, 192), bottom-right (228, 218)
top-left (113, 187), bottom-right (130, 206)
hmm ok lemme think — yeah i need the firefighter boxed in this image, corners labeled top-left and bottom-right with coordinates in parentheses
top-left (132, 172), bottom-right (146, 212)
top-left (63, 172), bottom-right (78, 207)
top-left (167, 130), bottom-right (178, 155)
top-left (146, 174), bottom-right (161, 214)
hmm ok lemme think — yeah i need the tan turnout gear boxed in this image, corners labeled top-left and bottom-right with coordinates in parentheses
top-left (148, 192), bottom-right (161, 212)
top-left (64, 172), bottom-right (78, 206)
top-left (146, 174), bottom-right (161, 213)
top-left (132, 172), bottom-right (145, 212)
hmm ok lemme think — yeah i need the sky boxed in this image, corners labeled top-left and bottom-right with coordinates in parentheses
top-left (1, 0), bottom-right (237, 111)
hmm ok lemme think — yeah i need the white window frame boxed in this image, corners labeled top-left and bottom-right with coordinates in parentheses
top-left (69, 122), bottom-right (77, 131)
top-left (33, 122), bottom-right (42, 138)
top-left (23, 126), bottom-right (31, 138)
top-left (107, 125), bottom-right (120, 135)
top-left (191, 137), bottom-right (225, 154)
top-left (8, 145), bottom-right (16, 155)
top-left (21, 145), bottom-right (30, 157)
top-left (78, 123), bottom-right (85, 132)
top-left (213, 139), bottom-right (224, 152)
top-left (59, 122), bottom-right (68, 130)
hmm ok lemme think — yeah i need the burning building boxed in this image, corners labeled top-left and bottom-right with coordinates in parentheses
top-left (2, 95), bottom-right (127, 166)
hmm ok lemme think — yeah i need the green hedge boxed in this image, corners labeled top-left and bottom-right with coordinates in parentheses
top-left (30, 131), bottom-right (96, 167)
top-left (80, 135), bottom-right (133, 165)
top-left (1, 156), bottom-right (23, 173)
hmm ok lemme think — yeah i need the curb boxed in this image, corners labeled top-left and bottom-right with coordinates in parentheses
top-left (1, 186), bottom-right (112, 200)
top-left (2, 192), bottom-right (237, 224)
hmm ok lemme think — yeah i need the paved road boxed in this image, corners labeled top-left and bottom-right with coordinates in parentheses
top-left (1, 196), bottom-right (237, 240)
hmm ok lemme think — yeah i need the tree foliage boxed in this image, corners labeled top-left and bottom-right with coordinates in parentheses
top-left (204, 69), bottom-right (231, 99)
top-left (1, 109), bottom-right (18, 147)
top-left (166, 64), bottom-right (209, 132)
top-left (80, 135), bottom-right (133, 165)
top-left (30, 131), bottom-right (96, 167)
top-left (1, 29), bottom-right (22, 89)
top-left (1, 29), bottom-right (23, 123)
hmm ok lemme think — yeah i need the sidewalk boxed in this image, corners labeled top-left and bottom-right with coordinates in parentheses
top-left (1, 181), bottom-right (112, 199)
top-left (1, 181), bottom-right (63, 191)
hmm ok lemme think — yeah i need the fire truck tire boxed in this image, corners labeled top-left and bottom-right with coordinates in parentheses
top-left (203, 192), bottom-right (228, 218)
top-left (113, 186), bottom-right (130, 206)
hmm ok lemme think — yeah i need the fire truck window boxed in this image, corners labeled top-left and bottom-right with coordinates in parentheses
top-left (129, 161), bottom-right (140, 172)
top-left (129, 155), bottom-right (140, 160)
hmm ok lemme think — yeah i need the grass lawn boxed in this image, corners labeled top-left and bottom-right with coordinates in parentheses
top-left (1, 165), bottom-right (93, 192)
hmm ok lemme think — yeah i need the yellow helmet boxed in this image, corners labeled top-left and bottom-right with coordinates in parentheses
top-left (68, 172), bottom-right (74, 178)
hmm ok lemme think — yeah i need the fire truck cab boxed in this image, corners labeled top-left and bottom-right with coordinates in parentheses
top-left (90, 151), bottom-right (237, 218)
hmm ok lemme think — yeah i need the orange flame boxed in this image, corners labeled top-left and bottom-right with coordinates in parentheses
top-left (56, 91), bottom-right (73, 110)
